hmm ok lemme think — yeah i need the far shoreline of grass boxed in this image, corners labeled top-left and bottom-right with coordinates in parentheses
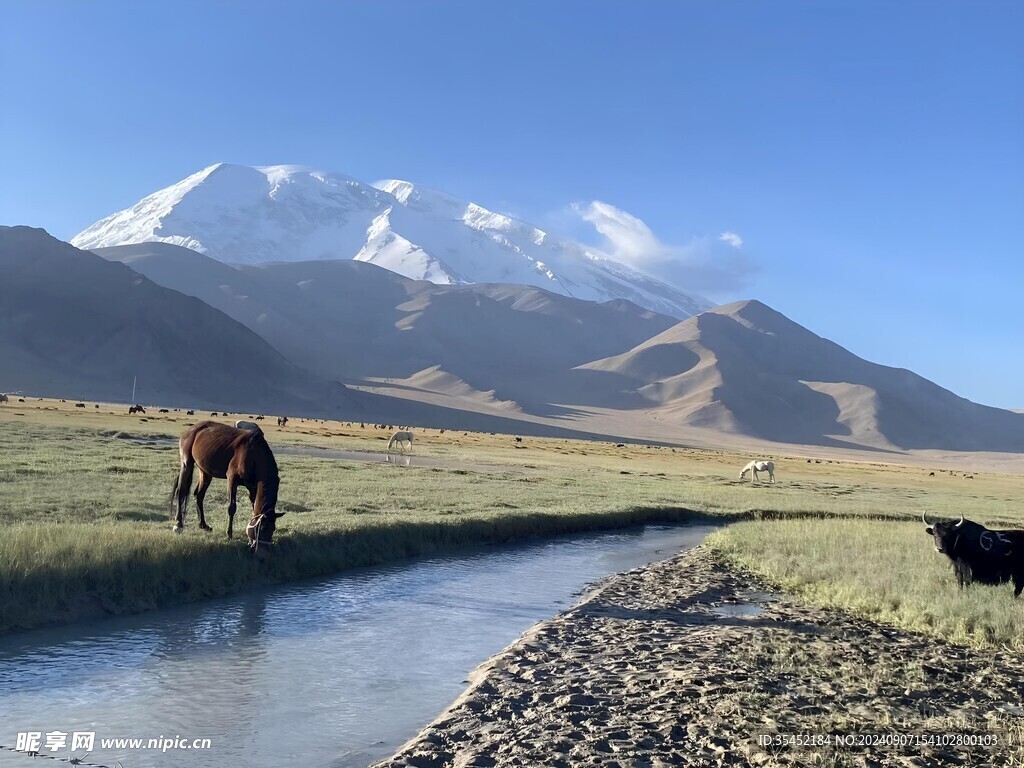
top-left (2, 508), bottom-right (729, 636)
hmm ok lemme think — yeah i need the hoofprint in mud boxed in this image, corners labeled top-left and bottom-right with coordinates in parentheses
top-left (375, 548), bottom-right (1023, 767)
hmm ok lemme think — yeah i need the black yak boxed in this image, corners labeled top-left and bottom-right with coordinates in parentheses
top-left (923, 512), bottom-right (1024, 596)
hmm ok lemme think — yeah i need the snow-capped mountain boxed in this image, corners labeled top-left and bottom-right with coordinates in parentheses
top-left (72, 163), bottom-right (711, 318)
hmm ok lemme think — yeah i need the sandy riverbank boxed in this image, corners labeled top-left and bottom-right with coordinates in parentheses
top-left (375, 548), bottom-right (1023, 767)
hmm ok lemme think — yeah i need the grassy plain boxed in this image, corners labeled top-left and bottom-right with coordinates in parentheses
top-left (1, 398), bottom-right (1022, 641)
top-left (708, 518), bottom-right (1024, 650)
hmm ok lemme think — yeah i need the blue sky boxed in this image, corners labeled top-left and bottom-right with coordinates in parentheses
top-left (2, 1), bottom-right (1021, 408)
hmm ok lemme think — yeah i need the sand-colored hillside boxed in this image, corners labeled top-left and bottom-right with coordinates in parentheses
top-left (583, 300), bottom-right (1024, 453)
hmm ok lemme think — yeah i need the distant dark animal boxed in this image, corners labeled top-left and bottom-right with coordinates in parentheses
top-left (255, 415), bottom-right (264, 421)
top-left (277, 416), bottom-right (288, 427)
top-left (75, 403), bottom-right (85, 408)
top-left (923, 512), bottom-right (1024, 596)
top-left (187, 410), bottom-right (195, 416)
top-left (929, 472), bottom-right (935, 476)
top-left (129, 405), bottom-right (146, 415)
top-left (95, 404), bottom-right (99, 408)
top-left (739, 460), bottom-right (775, 483)
top-left (172, 421), bottom-right (284, 553)
top-left (0, 394), bottom-right (7, 404)
top-left (387, 431), bottom-right (413, 453)
top-left (515, 437), bottom-right (523, 443)
top-left (18, 398), bottom-right (25, 402)
top-left (159, 409), bottom-right (169, 413)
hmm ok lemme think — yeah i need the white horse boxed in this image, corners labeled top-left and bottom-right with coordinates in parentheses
top-left (387, 431), bottom-right (413, 453)
top-left (234, 420), bottom-right (262, 433)
top-left (739, 460), bottom-right (775, 483)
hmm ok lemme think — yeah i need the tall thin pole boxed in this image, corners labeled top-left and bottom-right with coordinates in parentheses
top-left (132, 376), bottom-right (137, 403)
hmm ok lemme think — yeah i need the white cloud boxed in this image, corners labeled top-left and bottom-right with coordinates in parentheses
top-left (719, 231), bottom-right (743, 249)
top-left (573, 201), bottom-right (753, 295)
top-left (573, 201), bottom-right (670, 268)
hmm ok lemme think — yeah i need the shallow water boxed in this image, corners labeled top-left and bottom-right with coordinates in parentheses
top-left (0, 524), bottom-right (715, 768)
top-left (709, 590), bottom-right (778, 618)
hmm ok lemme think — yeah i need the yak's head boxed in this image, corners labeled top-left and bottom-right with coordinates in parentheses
top-left (922, 512), bottom-right (974, 555)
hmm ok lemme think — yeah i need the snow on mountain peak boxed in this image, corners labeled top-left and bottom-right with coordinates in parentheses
top-left (73, 165), bottom-right (711, 317)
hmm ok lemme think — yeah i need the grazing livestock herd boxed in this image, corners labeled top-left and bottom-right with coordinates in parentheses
top-left (5, 395), bottom-right (1023, 600)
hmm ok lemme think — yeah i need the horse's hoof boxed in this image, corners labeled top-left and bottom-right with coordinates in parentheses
top-left (200, 524), bottom-right (213, 532)
top-left (173, 525), bottom-right (183, 534)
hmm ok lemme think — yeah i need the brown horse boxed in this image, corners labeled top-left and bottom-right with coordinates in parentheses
top-left (172, 421), bottom-right (285, 552)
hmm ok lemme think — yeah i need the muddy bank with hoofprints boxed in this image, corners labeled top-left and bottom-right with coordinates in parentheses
top-left (375, 548), bottom-right (1024, 767)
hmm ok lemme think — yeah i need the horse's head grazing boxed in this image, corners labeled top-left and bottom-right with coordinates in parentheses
top-left (247, 510), bottom-right (285, 556)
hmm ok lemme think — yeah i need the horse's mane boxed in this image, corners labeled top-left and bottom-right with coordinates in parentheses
top-left (242, 430), bottom-right (279, 514)
top-left (236, 429), bottom-right (279, 481)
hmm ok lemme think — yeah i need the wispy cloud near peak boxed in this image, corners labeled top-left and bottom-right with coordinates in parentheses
top-left (573, 201), bottom-right (754, 296)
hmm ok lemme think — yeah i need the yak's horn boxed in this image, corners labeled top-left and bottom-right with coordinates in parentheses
top-left (922, 511), bottom-right (933, 526)
top-left (953, 512), bottom-right (965, 528)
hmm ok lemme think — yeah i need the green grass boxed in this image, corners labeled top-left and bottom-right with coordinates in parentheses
top-left (707, 518), bottom-right (1024, 650)
top-left (2, 407), bottom-right (1023, 642)
top-left (0, 420), bottom-right (719, 633)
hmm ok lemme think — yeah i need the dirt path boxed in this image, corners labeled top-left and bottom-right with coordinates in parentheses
top-left (374, 548), bottom-right (1023, 767)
